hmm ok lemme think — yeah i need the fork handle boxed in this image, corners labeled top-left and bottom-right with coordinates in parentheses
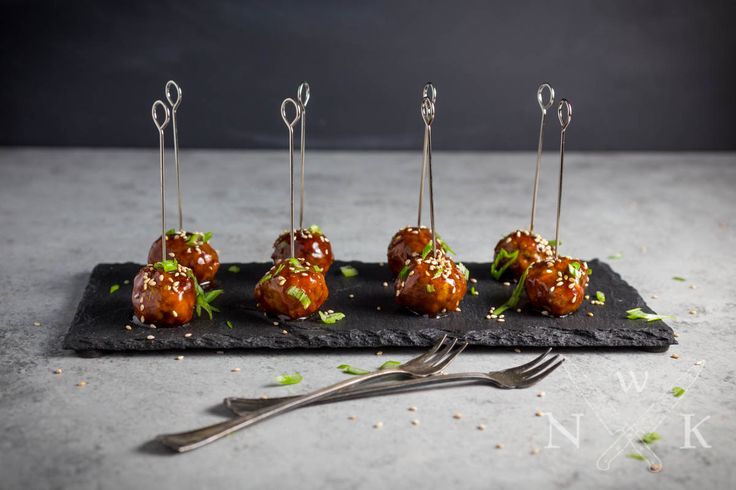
top-left (155, 368), bottom-right (407, 452)
top-left (225, 373), bottom-right (491, 414)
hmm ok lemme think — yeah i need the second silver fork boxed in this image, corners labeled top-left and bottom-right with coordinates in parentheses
top-left (224, 349), bottom-right (564, 415)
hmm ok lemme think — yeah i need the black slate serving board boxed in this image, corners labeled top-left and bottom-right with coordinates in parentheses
top-left (64, 260), bottom-right (675, 354)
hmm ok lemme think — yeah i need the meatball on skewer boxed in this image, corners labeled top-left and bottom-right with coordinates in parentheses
top-left (525, 99), bottom-right (588, 316)
top-left (145, 81), bottom-right (221, 285)
top-left (271, 82), bottom-right (335, 272)
top-left (132, 101), bottom-right (201, 327)
top-left (492, 83), bottom-right (556, 281)
top-left (255, 97), bottom-right (328, 320)
top-left (394, 95), bottom-right (467, 317)
top-left (386, 83), bottom-right (457, 276)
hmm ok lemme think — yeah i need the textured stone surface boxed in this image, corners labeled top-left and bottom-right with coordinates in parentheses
top-left (64, 260), bottom-right (674, 352)
top-left (1, 149), bottom-right (734, 489)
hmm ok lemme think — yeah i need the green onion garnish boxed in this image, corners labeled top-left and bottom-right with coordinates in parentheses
top-left (340, 265), bottom-right (359, 278)
top-left (671, 386), bottom-right (685, 398)
top-left (287, 286), bottom-right (312, 309)
top-left (337, 364), bottom-right (370, 375)
top-left (154, 259), bottom-right (178, 273)
top-left (228, 265), bottom-right (241, 273)
top-left (276, 372), bottom-right (303, 385)
top-left (491, 249), bottom-right (519, 280)
top-left (109, 284), bottom-right (120, 294)
top-left (379, 360), bottom-right (401, 370)
top-left (493, 266), bottom-right (530, 316)
top-left (626, 307), bottom-right (673, 322)
top-left (318, 311), bottom-right (345, 324)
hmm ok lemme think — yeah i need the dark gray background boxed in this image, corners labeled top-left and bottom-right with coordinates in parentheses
top-left (1, 0), bottom-right (734, 150)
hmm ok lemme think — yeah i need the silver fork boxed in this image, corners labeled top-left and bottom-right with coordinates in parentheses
top-left (224, 349), bottom-right (562, 415)
top-left (155, 335), bottom-right (467, 452)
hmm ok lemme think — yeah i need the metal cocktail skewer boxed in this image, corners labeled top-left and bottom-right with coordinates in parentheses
top-left (151, 100), bottom-right (171, 260)
top-left (165, 81), bottom-right (184, 231)
top-left (421, 97), bottom-right (437, 257)
top-left (417, 82), bottom-right (437, 227)
top-left (530, 83), bottom-right (555, 234)
top-left (553, 99), bottom-right (572, 259)
top-left (297, 82), bottom-right (310, 229)
top-left (281, 98), bottom-right (302, 258)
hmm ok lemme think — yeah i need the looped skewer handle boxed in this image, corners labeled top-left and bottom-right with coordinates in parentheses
top-left (297, 81), bottom-right (310, 109)
top-left (422, 81), bottom-right (437, 104)
top-left (553, 98), bottom-right (573, 258)
top-left (296, 82), bottom-right (310, 229)
top-left (165, 81), bottom-right (182, 111)
top-left (421, 97), bottom-right (435, 127)
top-left (537, 83), bottom-right (555, 114)
top-left (281, 98), bottom-right (301, 128)
top-left (152, 100), bottom-right (171, 133)
top-left (281, 98), bottom-right (302, 258)
top-left (165, 80), bottom-right (184, 230)
top-left (152, 100), bottom-right (171, 260)
top-left (530, 82), bottom-right (555, 234)
top-left (558, 98), bottom-right (572, 132)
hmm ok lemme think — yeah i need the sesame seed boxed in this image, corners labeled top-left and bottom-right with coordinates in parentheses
top-left (514, 347), bottom-right (521, 353)
top-left (485, 314), bottom-right (492, 320)
top-left (503, 282), bottom-right (511, 287)
top-left (348, 415), bottom-right (357, 421)
top-left (531, 447), bottom-right (540, 455)
top-left (470, 278), bottom-right (478, 284)
top-left (671, 353), bottom-right (680, 359)
top-left (382, 281), bottom-right (389, 287)
top-left (535, 410), bottom-right (544, 417)
top-left (649, 463), bottom-right (662, 473)
top-left (537, 391), bottom-right (545, 397)
top-left (76, 381), bottom-right (87, 387)
top-left (587, 312), bottom-right (594, 317)
top-left (172, 310), bottom-right (178, 317)
top-left (373, 421), bottom-right (383, 429)
top-left (689, 284), bottom-right (697, 289)
top-left (376, 306), bottom-right (382, 311)
top-left (651, 294), bottom-right (658, 299)
top-left (53, 368), bottom-right (62, 375)
top-left (497, 318), bottom-right (506, 323)
top-left (231, 368), bottom-right (241, 372)
top-left (541, 311), bottom-right (549, 316)
top-left (550, 286), bottom-right (556, 292)
top-left (349, 294), bottom-right (354, 299)
top-left (695, 360), bottom-right (704, 366)
top-left (477, 424), bottom-right (486, 431)
top-left (376, 351), bottom-right (383, 356)
top-left (453, 413), bottom-right (463, 420)
top-left (184, 333), bottom-right (192, 338)
top-left (146, 335), bottom-right (155, 340)
top-left (411, 419), bottom-right (420, 426)
top-left (688, 309), bottom-right (697, 315)
top-left (495, 443), bottom-right (504, 449)
top-left (175, 355), bottom-right (184, 361)
top-left (273, 321), bottom-right (279, 326)
top-left (516, 308), bottom-right (522, 313)
top-left (125, 325), bottom-right (132, 331)
top-left (490, 314), bottom-right (498, 319)
top-left (408, 406), bottom-right (417, 412)
top-left (282, 330), bottom-right (288, 335)
top-left (33, 321), bottom-right (41, 327)
top-left (259, 395), bottom-right (269, 400)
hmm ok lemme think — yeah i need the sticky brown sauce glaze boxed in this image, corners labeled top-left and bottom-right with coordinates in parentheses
top-left (387, 226), bottom-right (443, 277)
top-left (131, 263), bottom-right (196, 327)
top-left (254, 258), bottom-right (329, 320)
top-left (148, 231), bottom-right (220, 284)
top-left (395, 254), bottom-right (467, 317)
top-left (494, 229), bottom-right (553, 280)
top-left (271, 229), bottom-right (334, 273)
top-left (524, 256), bottom-right (589, 316)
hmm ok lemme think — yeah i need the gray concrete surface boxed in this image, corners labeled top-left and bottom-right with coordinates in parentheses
top-left (0, 148), bottom-right (734, 490)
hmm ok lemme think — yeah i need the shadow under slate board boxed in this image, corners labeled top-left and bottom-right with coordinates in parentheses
top-left (63, 260), bottom-right (675, 354)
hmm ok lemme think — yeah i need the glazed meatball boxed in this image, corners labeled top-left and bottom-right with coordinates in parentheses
top-left (271, 226), bottom-right (334, 272)
top-left (493, 229), bottom-right (553, 280)
top-left (395, 253), bottom-right (467, 317)
top-left (524, 256), bottom-right (589, 317)
top-left (387, 226), bottom-right (444, 276)
top-left (254, 257), bottom-right (329, 320)
top-left (148, 230), bottom-right (220, 284)
top-left (132, 262), bottom-right (196, 327)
